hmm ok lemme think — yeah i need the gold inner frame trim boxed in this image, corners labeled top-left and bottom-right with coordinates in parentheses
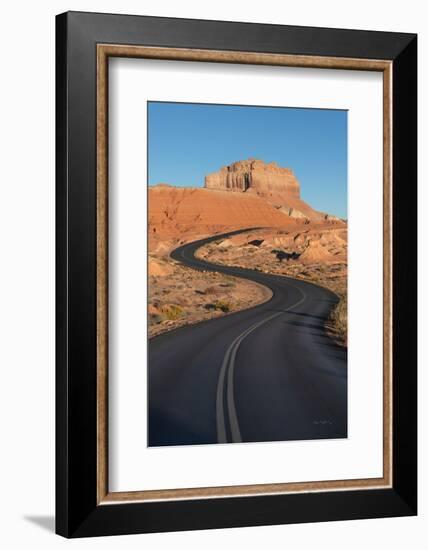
top-left (96, 44), bottom-right (393, 505)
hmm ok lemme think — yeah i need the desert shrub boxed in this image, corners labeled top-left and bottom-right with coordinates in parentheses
top-left (203, 300), bottom-right (231, 313)
top-left (204, 285), bottom-right (218, 295)
top-left (329, 294), bottom-right (347, 343)
top-left (214, 300), bottom-right (231, 313)
top-left (149, 313), bottom-right (165, 325)
top-left (162, 304), bottom-right (184, 320)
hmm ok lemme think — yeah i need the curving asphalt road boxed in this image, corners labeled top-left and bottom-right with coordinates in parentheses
top-left (148, 228), bottom-right (347, 446)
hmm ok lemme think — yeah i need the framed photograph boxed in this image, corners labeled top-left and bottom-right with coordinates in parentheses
top-left (56, 11), bottom-right (417, 537)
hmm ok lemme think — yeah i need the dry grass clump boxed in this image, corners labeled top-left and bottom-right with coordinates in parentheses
top-left (214, 299), bottom-right (231, 313)
top-left (150, 313), bottom-right (165, 325)
top-left (204, 285), bottom-right (218, 295)
top-left (162, 304), bottom-right (184, 321)
top-left (204, 300), bottom-right (232, 313)
top-left (329, 294), bottom-right (347, 344)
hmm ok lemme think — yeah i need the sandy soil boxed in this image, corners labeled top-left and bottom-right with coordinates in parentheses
top-left (148, 255), bottom-right (272, 338)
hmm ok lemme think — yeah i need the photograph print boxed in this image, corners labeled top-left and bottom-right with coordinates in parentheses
top-left (147, 101), bottom-right (348, 447)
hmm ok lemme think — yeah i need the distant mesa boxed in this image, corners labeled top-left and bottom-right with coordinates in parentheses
top-left (205, 158), bottom-right (323, 220)
top-left (147, 158), bottom-right (344, 251)
top-left (205, 158), bottom-right (300, 197)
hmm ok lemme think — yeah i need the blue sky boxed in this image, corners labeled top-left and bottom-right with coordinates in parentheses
top-left (148, 102), bottom-right (347, 218)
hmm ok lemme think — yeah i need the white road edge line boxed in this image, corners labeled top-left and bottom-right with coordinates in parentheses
top-left (216, 287), bottom-right (307, 444)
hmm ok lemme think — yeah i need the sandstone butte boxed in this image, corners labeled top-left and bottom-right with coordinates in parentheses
top-left (148, 159), bottom-right (342, 250)
top-left (205, 158), bottom-right (324, 219)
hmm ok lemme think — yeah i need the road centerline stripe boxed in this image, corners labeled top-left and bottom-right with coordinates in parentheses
top-left (216, 288), bottom-right (307, 444)
top-left (171, 229), bottom-right (310, 445)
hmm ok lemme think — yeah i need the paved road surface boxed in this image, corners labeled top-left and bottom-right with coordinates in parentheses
top-left (149, 228), bottom-right (347, 446)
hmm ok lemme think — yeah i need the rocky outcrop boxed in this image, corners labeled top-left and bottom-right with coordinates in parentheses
top-left (323, 213), bottom-right (343, 222)
top-left (205, 159), bottom-right (324, 220)
top-left (205, 159), bottom-right (300, 198)
top-left (278, 206), bottom-right (307, 219)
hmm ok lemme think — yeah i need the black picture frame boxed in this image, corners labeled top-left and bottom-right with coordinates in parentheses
top-left (56, 11), bottom-right (417, 538)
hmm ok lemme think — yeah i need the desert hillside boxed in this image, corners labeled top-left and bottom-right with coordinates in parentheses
top-left (148, 159), bottom-right (347, 342)
top-left (148, 185), bottom-right (298, 252)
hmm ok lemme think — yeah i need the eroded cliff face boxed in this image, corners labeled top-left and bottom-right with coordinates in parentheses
top-left (205, 159), bottom-right (323, 220)
top-left (205, 159), bottom-right (301, 198)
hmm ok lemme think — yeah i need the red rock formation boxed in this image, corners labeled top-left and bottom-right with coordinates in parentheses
top-left (205, 159), bottom-right (300, 197)
top-left (205, 159), bottom-right (323, 220)
top-left (148, 185), bottom-right (303, 251)
top-left (147, 159), bottom-right (344, 252)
